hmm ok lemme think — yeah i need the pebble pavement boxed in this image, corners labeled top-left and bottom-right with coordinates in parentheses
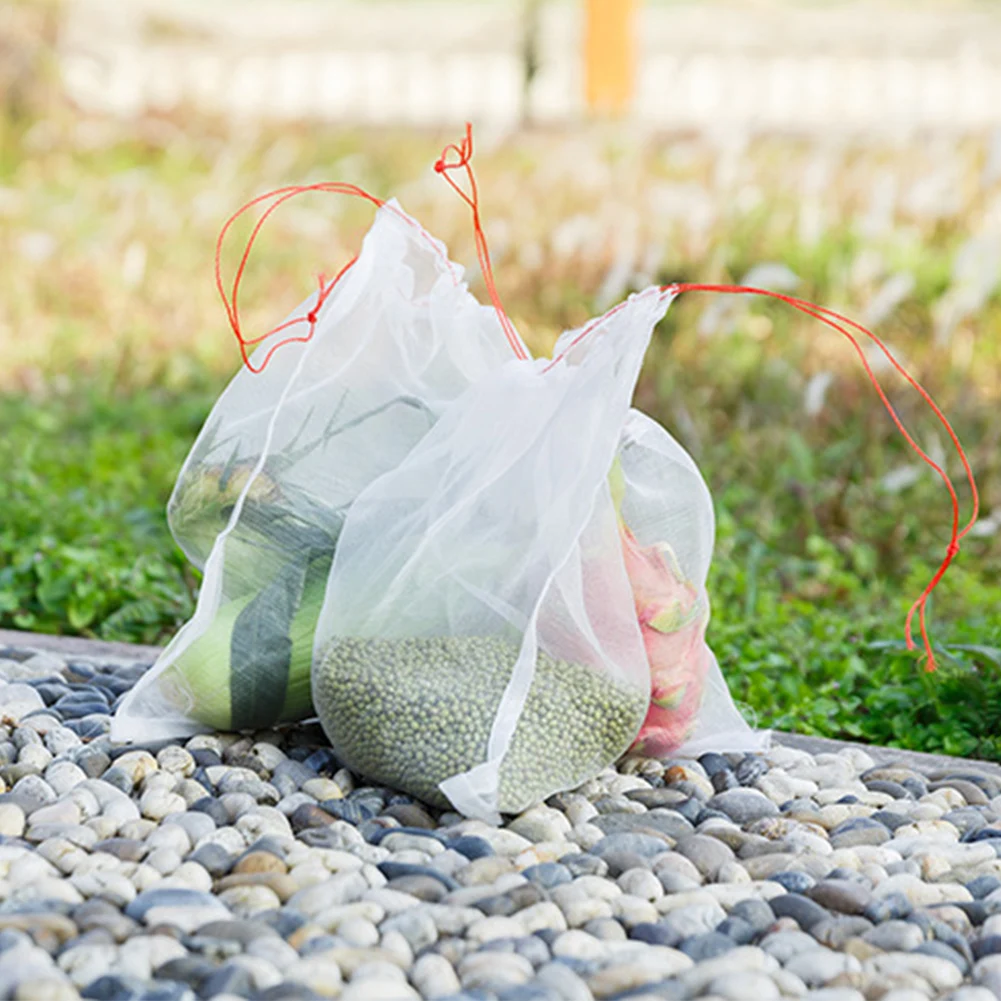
top-left (3, 645), bottom-right (1001, 1001)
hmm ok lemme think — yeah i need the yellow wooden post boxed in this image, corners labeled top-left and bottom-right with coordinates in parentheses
top-left (584, 0), bottom-right (637, 117)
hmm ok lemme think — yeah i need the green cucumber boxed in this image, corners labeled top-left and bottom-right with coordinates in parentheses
top-left (279, 557), bottom-right (331, 722)
top-left (172, 592), bottom-right (253, 731)
top-left (171, 551), bottom-right (331, 731)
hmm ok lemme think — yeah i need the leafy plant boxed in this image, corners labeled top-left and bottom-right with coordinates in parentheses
top-left (0, 384), bottom-right (218, 644)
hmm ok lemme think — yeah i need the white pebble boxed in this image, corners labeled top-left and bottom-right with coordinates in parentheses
top-left (66, 786), bottom-right (101, 820)
top-left (249, 741), bottom-right (286, 771)
top-left (617, 868), bottom-right (664, 901)
top-left (246, 936), bottom-right (299, 971)
top-left (507, 806), bottom-right (571, 843)
top-left (944, 988), bottom-right (999, 1001)
top-left (70, 870), bottom-right (137, 907)
top-left (7, 853), bottom-right (59, 887)
top-left (458, 951), bottom-right (533, 989)
top-left (73, 852), bottom-right (121, 877)
top-left (57, 943), bottom-right (117, 988)
top-left (236, 806), bottom-right (293, 842)
top-left (28, 800), bottom-right (81, 828)
top-left (516, 901), bottom-right (567, 935)
top-left (141, 772), bottom-right (179, 796)
top-left (128, 863), bottom-right (164, 892)
top-left (145, 848), bottom-right (182, 876)
top-left (156, 745), bottom-right (195, 776)
top-left (770, 967), bottom-right (809, 997)
top-left (111, 819), bottom-right (151, 842)
top-left (466, 915), bottom-right (526, 943)
top-left (552, 930), bottom-right (609, 962)
top-left (139, 788), bottom-right (186, 821)
top-left (563, 796), bottom-right (599, 827)
top-left (786, 949), bottom-right (861, 988)
top-left (609, 894), bottom-right (659, 927)
top-left (0, 683), bottom-right (44, 722)
top-left (716, 860), bottom-right (751, 883)
top-left (680, 946), bottom-right (776, 994)
top-left (379, 929), bottom-right (414, 967)
top-left (709, 970), bottom-right (780, 1000)
top-left (43, 760), bottom-right (85, 792)
top-left (567, 822), bottom-right (604, 851)
top-left (283, 957), bottom-right (343, 996)
top-left (301, 777), bottom-right (344, 801)
top-left (111, 934), bottom-right (187, 981)
top-left (194, 825), bottom-right (246, 854)
top-left (43, 726), bottom-right (81, 756)
top-left (411, 954), bottom-right (460, 999)
top-left (336, 917), bottom-right (381, 948)
top-left (277, 792), bottom-right (316, 816)
top-left (163, 860), bottom-right (213, 892)
top-left (0, 804), bottom-right (26, 838)
top-left (863, 952), bottom-right (963, 992)
top-left (113, 750), bottom-right (158, 785)
top-left (103, 798), bottom-right (140, 828)
top-left (18, 743), bottom-right (53, 770)
top-left (145, 824), bottom-right (191, 856)
top-left (217, 884), bottom-right (282, 917)
top-left (175, 778), bottom-right (210, 807)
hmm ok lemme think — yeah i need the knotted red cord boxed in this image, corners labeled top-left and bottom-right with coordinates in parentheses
top-left (217, 127), bottom-right (523, 370)
top-left (215, 183), bottom-right (384, 373)
top-left (434, 124), bottom-right (529, 360)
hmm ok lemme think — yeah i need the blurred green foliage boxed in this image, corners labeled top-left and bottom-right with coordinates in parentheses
top-left (0, 385), bottom-right (216, 643)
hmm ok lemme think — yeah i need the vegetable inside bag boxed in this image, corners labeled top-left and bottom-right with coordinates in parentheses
top-left (311, 287), bottom-right (762, 822)
top-left (614, 410), bottom-right (760, 758)
top-left (111, 202), bottom-right (515, 741)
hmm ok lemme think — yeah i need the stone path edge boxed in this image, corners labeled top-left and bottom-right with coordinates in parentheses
top-left (4, 626), bottom-right (999, 781)
top-left (0, 627), bottom-right (162, 665)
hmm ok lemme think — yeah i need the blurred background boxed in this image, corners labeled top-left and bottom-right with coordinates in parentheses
top-left (1, 0), bottom-right (999, 757)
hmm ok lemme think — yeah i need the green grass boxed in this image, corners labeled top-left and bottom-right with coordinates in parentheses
top-left (1, 104), bottom-right (999, 760)
top-left (0, 384), bottom-right (218, 643)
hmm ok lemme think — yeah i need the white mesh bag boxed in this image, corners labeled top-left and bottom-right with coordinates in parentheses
top-left (111, 202), bottom-right (514, 741)
top-left (310, 287), bottom-right (765, 822)
top-left (111, 183), bottom-right (766, 814)
top-left (614, 409), bottom-right (764, 758)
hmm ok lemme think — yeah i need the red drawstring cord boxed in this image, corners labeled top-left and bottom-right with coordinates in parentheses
top-left (215, 183), bottom-right (384, 373)
top-left (434, 124), bottom-right (529, 361)
top-left (538, 280), bottom-right (978, 669)
top-left (215, 127), bottom-right (526, 371)
top-left (666, 284), bottom-right (979, 671)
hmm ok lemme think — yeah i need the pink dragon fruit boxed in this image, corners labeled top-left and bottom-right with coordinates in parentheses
top-left (607, 458), bottom-right (709, 756)
top-left (618, 522), bottom-right (710, 756)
